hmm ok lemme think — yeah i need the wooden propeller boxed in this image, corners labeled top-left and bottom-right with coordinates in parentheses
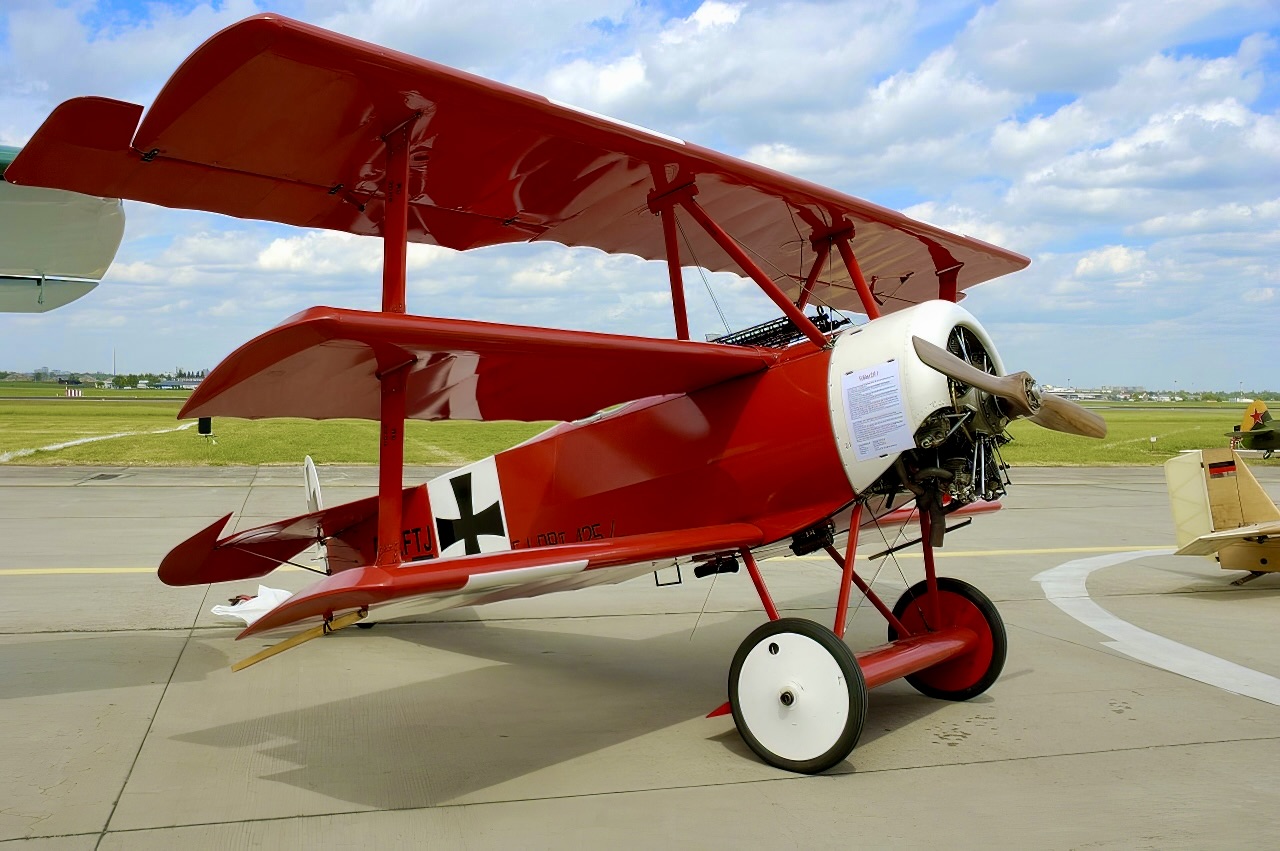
top-left (912, 336), bottom-right (1106, 438)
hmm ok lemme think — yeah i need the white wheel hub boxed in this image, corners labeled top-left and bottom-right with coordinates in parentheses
top-left (735, 631), bottom-right (851, 762)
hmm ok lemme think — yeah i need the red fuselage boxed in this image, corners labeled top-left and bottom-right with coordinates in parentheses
top-left (496, 347), bottom-right (853, 549)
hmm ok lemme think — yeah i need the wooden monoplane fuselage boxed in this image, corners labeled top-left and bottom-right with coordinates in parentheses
top-left (7, 13), bottom-right (1107, 774)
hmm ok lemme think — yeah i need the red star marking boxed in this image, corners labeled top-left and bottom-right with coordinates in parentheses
top-left (1251, 409), bottom-right (1266, 426)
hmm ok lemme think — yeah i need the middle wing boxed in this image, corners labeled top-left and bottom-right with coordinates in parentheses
top-left (180, 306), bottom-right (778, 422)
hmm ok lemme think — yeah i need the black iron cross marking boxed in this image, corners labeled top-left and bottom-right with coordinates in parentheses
top-left (435, 473), bottom-right (505, 555)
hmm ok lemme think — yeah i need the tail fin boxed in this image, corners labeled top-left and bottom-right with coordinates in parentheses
top-left (304, 455), bottom-right (324, 513)
top-left (1165, 448), bottom-right (1280, 549)
top-left (1241, 400), bottom-right (1271, 433)
top-left (303, 456), bottom-right (327, 572)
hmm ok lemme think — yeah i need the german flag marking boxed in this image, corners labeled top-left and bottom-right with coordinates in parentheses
top-left (1208, 460), bottom-right (1237, 478)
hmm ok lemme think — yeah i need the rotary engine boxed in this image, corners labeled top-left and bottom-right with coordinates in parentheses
top-left (897, 325), bottom-right (1013, 506)
top-left (825, 301), bottom-right (1106, 521)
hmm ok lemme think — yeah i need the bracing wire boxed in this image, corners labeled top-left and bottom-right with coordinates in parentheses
top-left (690, 568), bottom-right (718, 641)
top-left (846, 499), bottom-right (920, 626)
top-left (676, 214), bottom-right (732, 334)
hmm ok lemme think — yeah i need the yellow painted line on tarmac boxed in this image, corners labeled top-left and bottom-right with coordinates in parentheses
top-left (791, 545), bottom-right (1165, 561)
top-left (0, 565), bottom-right (306, 576)
top-left (1, 546), bottom-right (1167, 576)
top-left (912, 545), bottom-right (1165, 558)
top-left (1, 567), bottom-right (154, 575)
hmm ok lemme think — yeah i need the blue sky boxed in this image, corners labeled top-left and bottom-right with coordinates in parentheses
top-left (1, 0), bottom-right (1278, 391)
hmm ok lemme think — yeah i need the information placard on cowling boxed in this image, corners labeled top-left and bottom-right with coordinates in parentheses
top-left (842, 360), bottom-right (916, 461)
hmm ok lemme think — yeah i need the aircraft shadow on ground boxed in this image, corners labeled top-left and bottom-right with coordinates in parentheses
top-left (172, 595), bottom-right (964, 809)
top-left (0, 632), bottom-right (228, 700)
top-left (1172, 581), bottom-right (1280, 601)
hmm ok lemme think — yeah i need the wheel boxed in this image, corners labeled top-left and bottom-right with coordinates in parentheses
top-left (729, 617), bottom-right (868, 774)
top-left (888, 577), bottom-right (1006, 701)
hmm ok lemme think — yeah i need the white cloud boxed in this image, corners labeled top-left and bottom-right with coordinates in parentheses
top-left (956, 0), bottom-right (1266, 92)
top-left (545, 54), bottom-right (648, 108)
top-left (1131, 199), bottom-right (1280, 236)
top-left (259, 231), bottom-right (381, 275)
top-left (1074, 245), bottom-right (1147, 279)
top-left (741, 142), bottom-right (838, 174)
top-left (660, 1), bottom-right (743, 45)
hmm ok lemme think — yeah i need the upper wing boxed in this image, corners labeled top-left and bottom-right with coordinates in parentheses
top-left (1174, 521), bottom-right (1280, 557)
top-left (240, 522), bottom-right (763, 637)
top-left (179, 306), bottom-right (777, 421)
top-left (5, 14), bottom-right (1028, 315)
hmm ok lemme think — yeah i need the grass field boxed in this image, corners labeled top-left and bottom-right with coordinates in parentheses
top-left (1000, 405), bottom-right (1263, 465)
top-left (0, 399), bottom-right (550, 465)
top-left (0, 394), bottom-right (1266, 467)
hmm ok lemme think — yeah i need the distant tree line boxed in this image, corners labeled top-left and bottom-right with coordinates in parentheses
top-left (1189, 390), bottom-right (1280, 402)
top-left (110, 373), bottom-right (167, 389)
top-left (0, 368), bottom-right (209, 386)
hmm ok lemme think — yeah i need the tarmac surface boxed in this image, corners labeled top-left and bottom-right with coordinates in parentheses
top-left (2, 464), bottom-right (1279, 849)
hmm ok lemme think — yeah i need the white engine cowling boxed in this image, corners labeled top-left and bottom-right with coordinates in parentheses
top-left (826, 300), bottom-right (1007, 496)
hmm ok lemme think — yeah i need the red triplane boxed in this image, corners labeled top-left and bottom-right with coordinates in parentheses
top-left (9, 14), bottom-right (1106, 773)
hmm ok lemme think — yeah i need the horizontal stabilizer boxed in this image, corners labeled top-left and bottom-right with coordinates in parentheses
top-left (180, 307), bottom-right (777, 422)
top-left (1174, 521), bottom-right (1280, 557)
top-left (240, 522), bottom-right (764, 637)
top-left (158, 485), bottom-right (432, 586)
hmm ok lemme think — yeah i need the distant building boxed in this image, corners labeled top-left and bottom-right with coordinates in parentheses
top-left (156, 378), bottom-right (200, 391)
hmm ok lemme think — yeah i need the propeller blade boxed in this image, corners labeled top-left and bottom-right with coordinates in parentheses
top-left (911, 336), bottom-right (1037, 417)
top-left (912, 336), bottom-right (1107, 438)
top-left (1028, 393), bottom-right (1108, 439)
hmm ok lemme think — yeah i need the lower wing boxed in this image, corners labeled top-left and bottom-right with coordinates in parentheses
top-left (240, 522), bottom-right (764, 638)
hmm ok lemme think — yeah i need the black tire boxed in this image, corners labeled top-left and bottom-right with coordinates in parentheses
top-left (728, 617), bottom-right (868, 774)
top-left (888, 577), bottom-right (1006, 701)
